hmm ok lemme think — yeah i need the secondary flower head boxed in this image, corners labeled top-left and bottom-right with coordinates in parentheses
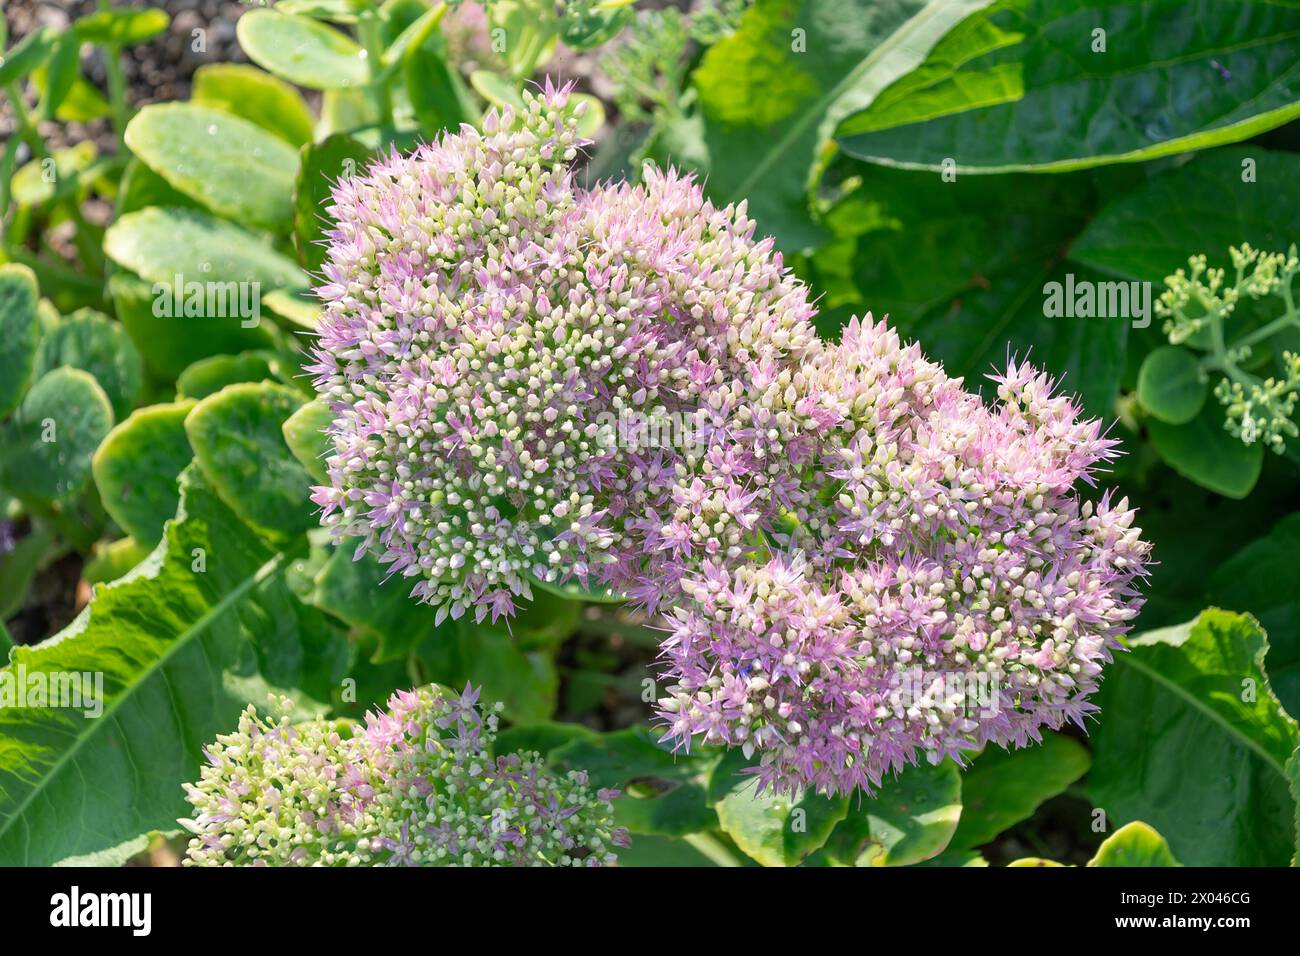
top-left (656, 318), bottom-right (1151, 797)
top-left (182, 684), bottom-right (627, 866)
top-left (309, 82), bottom-right (819, 623)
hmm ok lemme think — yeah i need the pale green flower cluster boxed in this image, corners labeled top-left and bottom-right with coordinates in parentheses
top-left (182, 685), bottom-right (627, 867)
top-left (1157, 243), bottom-right (1300, 452)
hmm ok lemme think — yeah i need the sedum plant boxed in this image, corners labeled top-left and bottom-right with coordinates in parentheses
top-left (183, 682), bottom-right (628, 866)
top-left (310, 86), bottom-right (1151, 798)
top-left (3, 0), bottom-right (1300, 874)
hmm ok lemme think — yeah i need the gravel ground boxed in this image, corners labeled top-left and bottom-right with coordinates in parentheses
top-left (2, 0), bottom-right (250, 153)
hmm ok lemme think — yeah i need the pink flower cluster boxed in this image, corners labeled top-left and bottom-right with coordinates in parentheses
top-left (309, 86), bottom-right (1150, 796)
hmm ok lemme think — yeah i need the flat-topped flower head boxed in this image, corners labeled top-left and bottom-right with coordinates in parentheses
top-left (655, 318), bottom-right (1151, 797)
top-left (182, 684), bottom-right (627, 866)
top-left (309, 83), bottom-right (820, 623)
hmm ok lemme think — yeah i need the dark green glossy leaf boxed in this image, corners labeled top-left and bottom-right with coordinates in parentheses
top-left (1147, 403), bottom-right (1264, 498)
top-left (950, 733), bottom-right (1090, 851)
top-left (838, 0), bottom-right (1300, 173)
top-left (1090, 609), bottom-right (1299, 866)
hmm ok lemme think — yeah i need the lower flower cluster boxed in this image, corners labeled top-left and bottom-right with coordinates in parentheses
top-left (182, 685), bottom-right (628, 866)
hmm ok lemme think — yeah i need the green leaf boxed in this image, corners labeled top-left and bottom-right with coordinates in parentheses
top-left (184, 382), bottom-right (318, 541)
top-left (310, 547), bottom-right (444, 662)
top-left (1090, 609), bottom-right (1300, 866)
top-left (950, 733), bottom-right (1090, 851)
top-left (469, 70), bottom-right (524, 110)
top-left (176, 352), bottom-right (278, 400)
top-left (37, 31), bottom-right (81, 122)
top-left (82, 536), bottom-right (152, 586)
top-left (11, 142), bottom-right (98, 207)
top-left (281, 399), bottom-right (332, 483)
top-left (294, 133), bottom-right (373, 274)
top-left (1137, 346), bottom-right (1209, 425)
top-left (713, 775), bottom-right (849, 867)
top-left (1206, 513), bottom-right (1300, 718)
top-left (192, 63), bottom-right (316, 148)
top-left (0, 28), bottom-right (59, 87)
top-left (820, 760), bottom-right (962, 866)
top-left (1071, 147), bottom-right (1300, 283)
top-left (615, 834), bottom-right (722, 867)
top-left (105, 207), bottom-right (309, 290)
top-left (109, 273), bottom-right (277, 381)
top-left (553, 730), bottom-right (718, 840)
top-left (404, 44), bottom-right (475, 134)
top-left (0, 524), bottom-right (54, 620)
top-left (73, 8), bottom-right (169, 46)
top-left (492, 722), bottom-right (597, 760)
top-left (236, 9), bottom-right (369, 91)
top-left (837, 0), bottom-right (1300, 174)
top-left (0, 465), bottom-right (346, 866)
top-left (124, 104), bottom-right (301, 233)
top-left (1147, 403), bottom-right (1264, 499)
top-left (689, 0), bottom-right (996, 250)
top-left (34, 308), bottom-right (144, 421)
top-left (1, 368), bottom-right (113, 504)
top-left (1088, 821), bottom-right (1182, 867)
top-left (115, 157), bottom-right (204, 217)
top-left (0, 263), bottom-right (42, 417)
top-left (91, 401), bottom-right (195, 547)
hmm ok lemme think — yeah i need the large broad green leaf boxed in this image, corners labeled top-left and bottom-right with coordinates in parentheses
top-left (191, 63), bottom-right (316, 148)
top-left (0, 465), bottom-right (346, 866)
top-left (818, 760), bottom-right (962, 866)
top-left (1088, 821), bottom-right (1182, 867)
top-left (1147, 403), bottom-right (1264, 499)
top-left (950, 733), bottom-right (1090, 851)
top-left (105, 207), bottom-right (308, 290)
top-left (0, 263), bottom-right (41, 417)
top-left (688, 0), bottom-right (995, 250)
top-left (1071, 147), bottom-right (1300, 282)
top-left (124, 104), bottom-right (301, 233)
top-left (236, 10), bottom-right (369, 91)
top-left (1090, 609), bottom-right (1300, 866)
top-left (109, 273), bottom-right (277, 381)
top-left (91, 401), bottom-right (196, 547)
top-left (294, 133), bottom-right (373, 274)
top-left (1206, 513), bottom-right (1300, 719)
top-left (1, 368), bottom-right (113, 504)
top-left (184, 382), bottom-right (318, 541)
top-left (34, 308), bottom-right (143, 421)
top-left (837, 0), bottom-right (1300, 173)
